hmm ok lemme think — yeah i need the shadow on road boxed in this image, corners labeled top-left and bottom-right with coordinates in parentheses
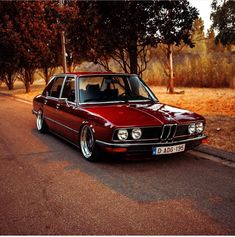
top-left (26, 128), bottom-right (235, 233)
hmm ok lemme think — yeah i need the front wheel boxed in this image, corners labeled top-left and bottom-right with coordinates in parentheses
top-left (80, 125), bottom-right (101, 161)
top-left (36, 111), bottom-right (47, 133)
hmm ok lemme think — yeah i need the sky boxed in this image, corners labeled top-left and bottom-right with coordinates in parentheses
top-left (189, 0), bottom-right (213, 34)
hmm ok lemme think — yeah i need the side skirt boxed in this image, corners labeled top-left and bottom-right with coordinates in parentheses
top-left (49, 129), bottom-right (81, 150)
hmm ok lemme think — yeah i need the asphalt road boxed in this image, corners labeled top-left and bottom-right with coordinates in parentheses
top-left (0, 95), bottom-right (234, 235)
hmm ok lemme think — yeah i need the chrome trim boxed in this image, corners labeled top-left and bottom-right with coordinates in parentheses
top-left (44, 116), bottom-right (79, 134)
top-left (79, 101), bottom-right (127, 105)
top-left (66, 101), bottom-right (76, 106)
top-left (45, 75), bottom-right (78, 104)
top-left (113, 138), bottom-right (161, 142)
top-left (174, 134), bottom-right (190, 138)
top-left (160, 124), bottom-right (177, 141)
top-left (46, 96), bottom-right (59, 101)
top-left (44, 97), bottom-right (77, 107)
top-left (75, 76), bottom-right (79, 107)
top-left (59, 75), bottom-right (67, 99)
top-left (171, 124), bottom-right (177, 140)
top-left (78, 73), bottom-right (131, 78)
top-left (96, 135), bottom-right (206, 147)
top-left (32, 109), bottom-right (38, 115)
top-left (79, 99), bottom-right (154, 105)
top-left (48, 76), bottom-right (56, 84)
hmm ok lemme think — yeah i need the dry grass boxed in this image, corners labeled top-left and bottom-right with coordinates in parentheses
top-left (152, 86), bottom-right (235, 116)
top-left (1, 81), bottom-right (235, 153)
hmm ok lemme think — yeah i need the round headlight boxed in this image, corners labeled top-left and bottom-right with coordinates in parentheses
top-left (117, 129), bottom-right (128, 140)
top-left (131, 128), bottom-right (142, 140)
top-left (196, 122), bottom-right (204, 133)
top-left (188, 123), bottom-right (196, 134)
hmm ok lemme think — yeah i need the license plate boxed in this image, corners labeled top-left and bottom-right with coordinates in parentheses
top-left (152, 144), bottom-right (185, 155)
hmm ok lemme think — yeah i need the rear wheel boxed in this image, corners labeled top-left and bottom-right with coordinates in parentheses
top-left (80, 125), bottom-right (100, 161)
top-left (36, 111), bottom-right (47, 133)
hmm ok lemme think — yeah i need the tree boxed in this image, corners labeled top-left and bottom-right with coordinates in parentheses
top-left (68, 1), bottom-right (198, 93)
top-left (0, 2), bottom-right (20, 90)
top-left (211, 0), bottom-right (235, 45)
top-left (14, 1), bottom-right (62, 92)
top-left (154, 1), bottom-right (198, 93)
top-left (68, 1), bottom-right (159, 76)
top-left (207, 28), bottom-right (216, 52)
top-left (0, 1), bottom-right (67, 92)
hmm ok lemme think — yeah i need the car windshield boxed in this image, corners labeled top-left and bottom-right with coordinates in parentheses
top-left (78, 75), bottom-right (156, 104)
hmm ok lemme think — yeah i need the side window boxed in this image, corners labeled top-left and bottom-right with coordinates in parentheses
top-left (49, 77), bottom-right (65, 98)
top-left (61, 77), bottom-right (76, 102)
top-left (42, 79), bottom-right (54, 96)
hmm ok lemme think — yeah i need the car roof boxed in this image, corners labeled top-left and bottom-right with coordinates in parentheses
top-left (55, 71), bottom-right (134, 77)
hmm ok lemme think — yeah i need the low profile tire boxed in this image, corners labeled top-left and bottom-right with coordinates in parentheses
top-left (36, 110), bottom-right (47, 133)
top-left (80, 125), bottom-right (101, 161)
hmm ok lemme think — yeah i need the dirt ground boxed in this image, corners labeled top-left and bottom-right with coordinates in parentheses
top-left (1, 81), bottom-right (235, 153)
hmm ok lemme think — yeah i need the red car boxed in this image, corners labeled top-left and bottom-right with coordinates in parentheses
top-left (32, 72), bottom-right (207, 161)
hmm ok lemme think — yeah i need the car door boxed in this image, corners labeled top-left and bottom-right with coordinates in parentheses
top-left (43, 76), bottom-right (65, 132)
top-left (54, 76), bottom-right (82, 144)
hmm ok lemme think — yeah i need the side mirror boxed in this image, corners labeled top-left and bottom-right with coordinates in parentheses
top-left (45, 91), bottom-right (49, 97)
top-left (58, 98), bottom-right (67, 105)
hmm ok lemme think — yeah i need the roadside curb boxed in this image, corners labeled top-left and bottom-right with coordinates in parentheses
top-left (194, 145), bottom-right (235, 163)
top-left (0, 91), bottom-right (32, 104)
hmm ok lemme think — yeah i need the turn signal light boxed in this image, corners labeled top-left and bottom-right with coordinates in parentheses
top-left (202, 138), bottom-right (208, 144)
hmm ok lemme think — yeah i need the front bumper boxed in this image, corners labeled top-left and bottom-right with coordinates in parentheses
top-left (96, 135), bottom-right (207, 155)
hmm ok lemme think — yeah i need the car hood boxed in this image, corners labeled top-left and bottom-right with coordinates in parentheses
top-left (83, 102), bottom-right (204, 127)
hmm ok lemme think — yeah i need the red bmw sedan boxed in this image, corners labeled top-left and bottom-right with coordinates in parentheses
top-left (32, 72), bottom-right (207, 161)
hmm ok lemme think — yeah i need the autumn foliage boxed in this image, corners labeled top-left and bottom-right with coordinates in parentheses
top-left (0, 0), bottom-right (234, 93)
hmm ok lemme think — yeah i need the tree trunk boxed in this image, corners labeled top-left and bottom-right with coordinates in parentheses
top-left (61, 31), bottom-right (67, 73)
top-left (168, 44), bottom-right (174, 94)
top-left (129, 38), bottom-right (138, 74)
top-left (25, 81), bottom-right (31, 93)
top-left (6, 72), bottom-right (14, 90)
top-left (8, 81), bottom-right (14, 90)
top-left (44, 66), bottom-right (49, 84)
top-left (24, 70), bottom-right (32, 93)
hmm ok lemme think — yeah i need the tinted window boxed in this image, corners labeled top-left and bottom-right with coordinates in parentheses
top-left (79, 75), bottom-right (155, 103)
top-left (49, 77), bottom-right (64, 98)
top-left (42, 78), bottom-right (54, 96)
top-left (61, 77), bottom-right (76, 102)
